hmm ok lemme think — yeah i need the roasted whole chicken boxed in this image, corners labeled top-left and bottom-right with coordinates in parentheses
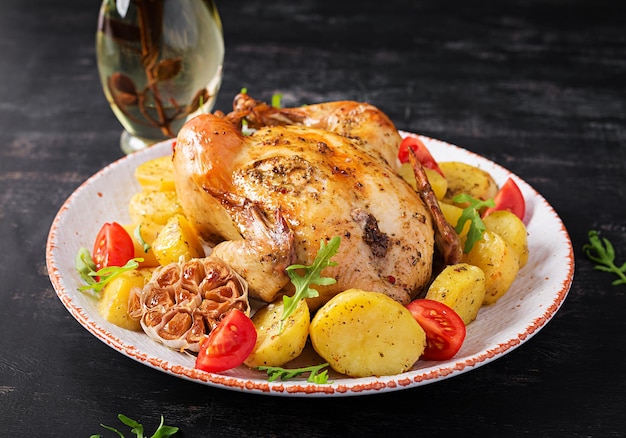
top-left (173, 94), bottom-right (456, 309)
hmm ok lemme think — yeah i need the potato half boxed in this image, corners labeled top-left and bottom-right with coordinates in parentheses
top-left (151, 214), bottom-right (205, 266)
top-left (463, 231), bottom-right (520, 305)
top-left (440, 161), bottom-right (498, 205)
top-left (244, 297), bottom-right (310, 368)
top-left (425, 263), bottom-right (486, 325)
top-left (134, 155), bottom-right (176, 192)
top-left (309, 289), bottom-right (426, 377)
top-left (483, 210), bottom-right (529, 268)
top-left (98, 268), bottom-right (153, 331)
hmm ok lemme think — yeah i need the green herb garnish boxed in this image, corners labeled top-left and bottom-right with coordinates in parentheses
top-left (271, 92), bottom-right (283, 108)
top-left (134, 224), bottom-right (151, 253)
top-left (75, 247), bottom-right (142, 295)
top-left (281, 237), bottom-right (340, 330)
top-left (76, 246), bottom-right (98, 284)
top-left (91, 414), bottom-right (179, 438)
top-left (452, 194), bottom-right (495, 253)
top-left (239, 87), bottom-right (253, 135)
top-left (583, 230), bottom-right (626, 285)
top-left (258, 363), bottom-right (331, 384)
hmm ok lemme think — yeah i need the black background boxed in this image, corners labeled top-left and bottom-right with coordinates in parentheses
top-left (1, 0), bottom-right (625, 436)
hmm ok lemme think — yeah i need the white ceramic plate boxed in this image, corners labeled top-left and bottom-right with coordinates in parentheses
top-left (46, 133), bottom-right (574, 397)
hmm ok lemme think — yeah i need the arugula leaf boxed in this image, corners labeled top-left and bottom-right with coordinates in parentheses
top-left (75, 247), bottom-right (143, 295)
top-left (92, 424), bottom-right (124, 438)
top-left (583, 230), bottom-right (626, 286)
top-left (452, 194), bottom-right (495, 253)
top-left (281, 237), bottom-right (340, 329)
top-left (271, 92), bottom-right (283, 108)
top-left (258, 363), bottom-right (331, 384)
top-left (134, 224), bottom-right (151, 253)
top-left (198, 93), bottom-right (206, 114)
top-left (241, 119), bottom-right (254, 136)
top-left (117, 415), bottom-right (144, 437)
top-left (76, 246), bottom-right (98, 284)
top-left (93, 414), bottom-right (179, 438)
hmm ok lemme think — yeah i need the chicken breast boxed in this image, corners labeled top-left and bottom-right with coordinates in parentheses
top-left (173, 97), bottom-right (435, 309)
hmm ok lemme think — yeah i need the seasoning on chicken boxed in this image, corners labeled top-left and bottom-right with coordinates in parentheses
top-left (173, 94), bottom-right (436, 309)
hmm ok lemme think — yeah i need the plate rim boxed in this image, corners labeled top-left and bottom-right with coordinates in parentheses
top-left (46, 132), bottom-right (575, 397)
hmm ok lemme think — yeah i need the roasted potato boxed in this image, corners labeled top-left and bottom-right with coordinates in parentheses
top-left (134, 155), bottom-right (176, 191)
top-left (462, 231), bottom-right (520, 305)
top-left (398, 163), bottom-right (448, 200)
top-left (97, 268), bottom-right (153, 331)
top-left (151, 214), bottom-right (205, 265)
top-left (438, 201), bottom-right (470, 240)
top-left (483, 210), bottom-right (529, 268)
top-left (244, 297), bottom-right (310, 368)
top-left (425, 263), bottom-right (486, 324)
top-left (122, 222), bottom-right (161, 268)
top-left (128, 190), bottom-right (183, 226)
top-left (309, 289), bottom-right (426, 377)
top-left (440, 161), bottom-right (498, 205)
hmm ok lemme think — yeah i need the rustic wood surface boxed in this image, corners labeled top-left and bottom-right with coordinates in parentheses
top-left (1, 0), bottom-right (625, 436)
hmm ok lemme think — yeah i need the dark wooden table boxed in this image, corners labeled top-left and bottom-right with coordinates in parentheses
top-left (2, 0), bottom-right (625, 436)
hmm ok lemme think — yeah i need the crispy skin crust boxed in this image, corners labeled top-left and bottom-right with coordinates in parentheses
top-left (174, 97), bottom-right (435, 308)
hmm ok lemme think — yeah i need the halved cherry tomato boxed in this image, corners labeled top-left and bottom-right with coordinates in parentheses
top-left (482, 177), bottom-right (525, 221)
top-left (406, 299), bottom-right (466, 361)
top-left (195, 309), bottom-right (257, 373)
top-left (397, 136), bottom-right (445, 177)
top-left (92, 222), bottom-right (135, 270)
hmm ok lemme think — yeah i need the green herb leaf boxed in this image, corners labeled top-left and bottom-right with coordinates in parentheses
top-left (583, 230), bottom-right (626, 286)
top-left (452, 194), bottom-right (495, 253)
top-left (117, 414), bottom-right (144, 437)
top-left (240, 118), bottom-right (250, 135)
top-left (93, 424), bottom-right (125, 438)
top-left (281, 237), bottom-right (340, 329)
top-left (271, 92), bottom-right (283, 108)
top-left (258, 363), bottom-right (331, 384)
top-left (134, 224), bottom-right (151, 253)
top-left (96, 414), bottom-right (179, 438)
top-left (150, 416), bottom-right (179, 438)
top-left (198, 93), bottom-right (205, 114)
top-left (76, 247), bottom-right (98, 284)
top-left (75, 248), bottom-right (143, 295)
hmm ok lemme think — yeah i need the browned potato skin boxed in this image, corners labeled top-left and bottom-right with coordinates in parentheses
top-left (440, 161), bottom-right (498, 205)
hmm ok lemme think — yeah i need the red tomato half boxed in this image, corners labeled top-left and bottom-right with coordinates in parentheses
top-left (406, 299), bottom-right (466, 361)
top-left (195, 309), bottom-right (257, 373)
top-left (397, 136), bottom-right (445, 177)
top-left (92, 222), bottom-right (135, 270)
top-left (482, 177), bottom-right (525, 221)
